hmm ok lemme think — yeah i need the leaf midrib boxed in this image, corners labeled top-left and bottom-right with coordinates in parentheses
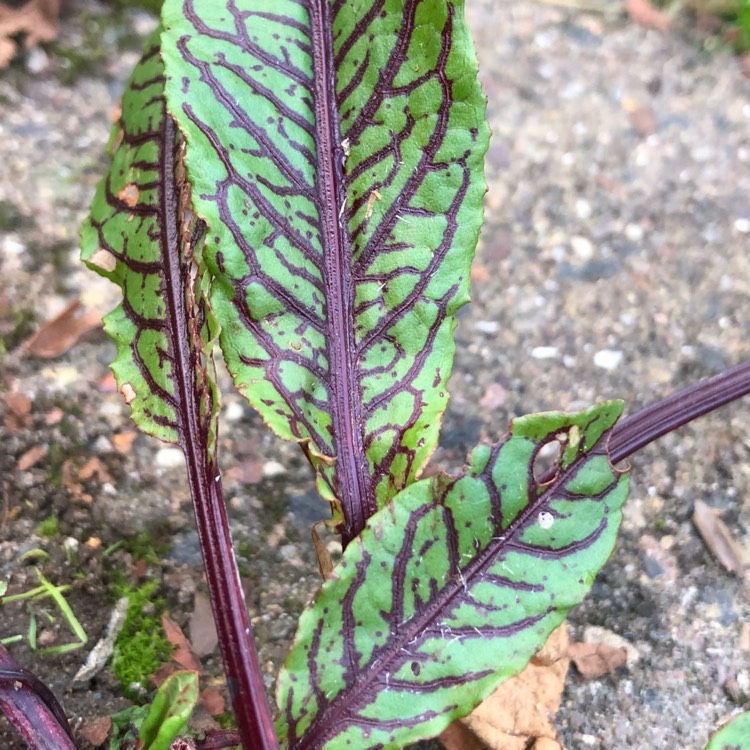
top-left (310, 0), bottom-right (373, 544)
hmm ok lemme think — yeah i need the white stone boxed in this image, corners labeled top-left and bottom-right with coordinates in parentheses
top-left (575, 199), bottom-right (592, 219)
top-left (531, 346), bottom-right (559, 359)
top-left (624, 223), bottom-right (643, 242)
top-left (155, 447), bottom-right (185, 469)
top-left (262, 460), bottom-right (286, 478)
top-left (570, 235), bottom-right (594, 260)
top-left (593, 349), bottom-right (623, 370)
top-left (475, 320), bottom-right (499, 334)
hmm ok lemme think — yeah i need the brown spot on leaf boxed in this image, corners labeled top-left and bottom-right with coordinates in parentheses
top-left (120, 383), bottom-right (136, 404)
top-left (118, 182), bottom-right (140, 208)
top-left (88, 247), bottom-right (117, 273)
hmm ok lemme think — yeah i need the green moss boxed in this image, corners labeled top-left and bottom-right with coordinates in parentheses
top-left (112, 580), bottom-right (173, 701)
top-left (35, 516), bottom-right (60, 538)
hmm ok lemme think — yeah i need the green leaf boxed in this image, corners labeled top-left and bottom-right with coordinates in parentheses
top-left (704, 711), bottom-right (750, 750)
top-left (276, 402), bottom-right (629, 749)
top-left (80, 29), bottom-right (219, 451)
top-left (138, 671), bottom-right (200, 750)
top-left (160, 0), bottom-right (489, 538)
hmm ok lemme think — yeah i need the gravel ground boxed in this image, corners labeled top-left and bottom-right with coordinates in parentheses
top-left (1, 1), bottom-right (749, 749)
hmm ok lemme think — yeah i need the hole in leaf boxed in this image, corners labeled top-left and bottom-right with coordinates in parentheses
top-left (532, 439), bottom-right (562, 484)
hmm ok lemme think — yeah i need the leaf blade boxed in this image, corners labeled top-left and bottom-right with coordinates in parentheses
top-left (276, 402), bottom-right (629, 749)
top-left (161, 0), bottom-right (488, 538)
top-left (80, 33), bottom-right (278, 748)
top-left (704, 711), bottom-right (750, 750)
top-left (80, 31), bottom-right (219, 451)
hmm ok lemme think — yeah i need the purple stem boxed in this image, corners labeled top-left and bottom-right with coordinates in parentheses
top-left (609, 358), bottom-right (750, 465)
top-left (184, 450), bottom-right (279, 750)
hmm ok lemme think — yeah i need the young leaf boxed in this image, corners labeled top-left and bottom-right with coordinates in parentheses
top-left (160, 0), bottom-right (489, 541)
top-left (276, 402), bottom-right (629, 749)
top-left (80, 32), bottom-right (277, 748)
top-left (703, 711), bottom-right (750, 750)
top-left (138, 670), bottom-right (200, 750)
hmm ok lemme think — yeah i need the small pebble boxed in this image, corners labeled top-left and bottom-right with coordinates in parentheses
top-left (531, 346), bottom-right (559, 359)
top-left (155, 447), bottom-right (185, 469)
top-left (571, 235), bottom-right (594, 260)
top-left (734, 217), bottom-right (750, 234)
top-left (475, 320), bottom-right (499, 333)
top-left (262, 460), bottom-right (286, 478)
top-left (224, 400), bottom-right (245, 422)
top-left (92, 435), bottom-right (113, 454)
top-left (593, 349), bottom-right (623, 370)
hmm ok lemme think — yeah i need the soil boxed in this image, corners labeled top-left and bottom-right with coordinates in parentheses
top-left (1, 1), bottom-right (749, 749)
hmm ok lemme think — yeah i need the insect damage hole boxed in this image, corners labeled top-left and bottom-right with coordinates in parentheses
top-left (538, 511), bottom-right (554, 530)
top-left (532, 438), bottom-right (564, 483)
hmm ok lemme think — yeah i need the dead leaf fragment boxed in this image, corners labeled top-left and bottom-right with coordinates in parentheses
top-left (3, 391), bottom-right (32, 432)
top-left (162, 614), bottom-right (203, 673)
top-left (73, 597), bottom-right (128, 684)
top-left (441, 624), bottom-right (569, 750)
top-left (693, 499), bottom-right (747, 578)
top-left (569, 641), bottom-right (627, 680)
top-left (112, 431), bottom-right (137, 455)
top-left (77, 716), bottom-right (111, 747)
top-left (189, 592), bottom-right (218, 658)
top-left (0, 0), bottom-right (60, 68)
top-left (199, 686), bottom-right (225, 716)
top-left (478, 382), bottom-right (508, 410)
top-left (24, 299), bottom-right (101, 359)
top-left (740, 622), bottom-right (750, 653)
top-left (624, 0), bottom-right (670, 30)
top-left (16, 444), bottom-right (47, 472)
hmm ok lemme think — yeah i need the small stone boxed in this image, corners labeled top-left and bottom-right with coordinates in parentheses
top-left (593, 349), bottom-right (623, 370)
top-left (25, 47), bottom-right (49, 75)
top-left (575, 198), bottom-right (592, 219)
top-left (155, 447), bottom-right (184, 469)
top-left (224, 400), bottom-right (245, 422)
top-left (92, 435), bottom-right (113, 454)
top-left (625, 223), bottom-right (644, 242)
top-left (571, 235), bottom-right (594, 260)
top-left (475, 320), bottom-right (499, 334)
top-left (734, 217), bottom-right (750, 234)
top-left (583, 626), bottom-right (640, 665)
top-left (262, 460), bottom-right (286, 478)
top-left (531, 346), bottom-right (559, 359)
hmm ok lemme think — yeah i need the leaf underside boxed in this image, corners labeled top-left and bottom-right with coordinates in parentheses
top-left (276, 402), bottom-right (630, 750)
top-left (80, 30), bottom-right (219, 452)
top-left (161, 0), bottom-right (489, 539)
